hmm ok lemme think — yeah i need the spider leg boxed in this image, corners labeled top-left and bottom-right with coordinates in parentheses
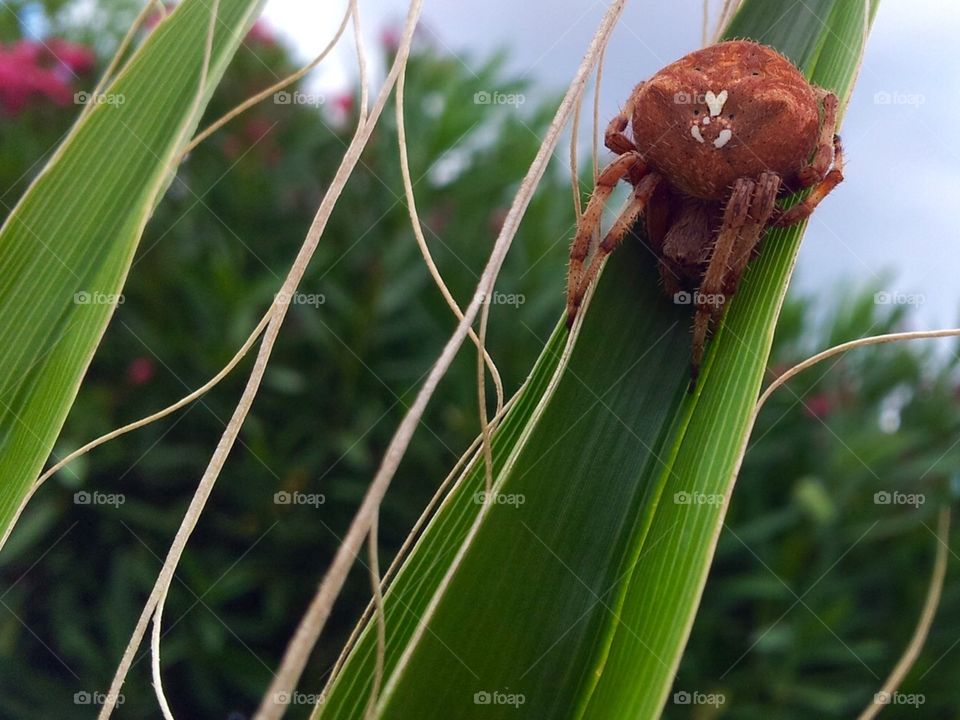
top-left (799, 89), bottom-right (839, 186)
top-left (775, 134), bottom-right (844, 227)
top-left (567, 173), bottom-right (661, 325)
top-left (604, 82), bottom-right (644, 154)
top-left (722, 171), bottom-right (781, 299)
top-left (566, 151), bottom-right (646, 325)
top-left (775, 90), bottom-right (843, 226)
top-left (690, 178), bottom-right (755, 382)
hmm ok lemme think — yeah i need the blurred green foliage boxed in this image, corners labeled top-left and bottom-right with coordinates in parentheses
top-left (0, 11), bottom-right (569, 719)
top-left (0, 5), bottom-right (958, 720)
top-left (672, 287), bottom-right (960, 719)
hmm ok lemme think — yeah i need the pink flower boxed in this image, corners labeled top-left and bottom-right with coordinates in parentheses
top-left (222, 133), bottom-right (243, 160)
top-left (144, 4), bottom-right (175, 31)
top-left (0, 38), bottom-right (95, 115)
top-left (126, 357), bottom-right (156, 386)
top-left (245, 19), bottom-right (275, 47)
top-left (804, 393), bottom-right (832, 419)
top-left (379, 27), bottom-right (401, 53)
top-left (333, 93), bottom-right (354, 116)
top-left (243, 116), bottom-right (274, 143)
top-left (47, 38), bottom-right (95, 74)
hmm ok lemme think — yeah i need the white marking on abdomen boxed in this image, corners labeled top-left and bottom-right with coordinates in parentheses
top-left (713, 128), bottom-right (732, 148)
top-left (705, 90), bottom-right (728, 117)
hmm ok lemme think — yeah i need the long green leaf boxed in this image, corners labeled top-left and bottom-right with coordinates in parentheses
top-left (0, 0), bottom-right (263, 537)
top-left (583, 4), bottom-right (878, 716)
top-left (317, 3), bottom-right (877, 718)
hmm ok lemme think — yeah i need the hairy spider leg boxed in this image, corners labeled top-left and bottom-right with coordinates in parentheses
top-left (568, 173), bottom-right (662, 324)
top-left (690, 178), bottom-right (754, 382)
top-left (722, 171), bottom-right (781, 299)
top-left (604, 82), bottom-right (644, 154)
top-left (566, 151), bottom-right (647, 324)
top-left (776, 91), bottom-right (843, 226)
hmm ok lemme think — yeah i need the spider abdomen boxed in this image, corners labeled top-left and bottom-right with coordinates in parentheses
top-left (631, 40), bottom-right (821, 200)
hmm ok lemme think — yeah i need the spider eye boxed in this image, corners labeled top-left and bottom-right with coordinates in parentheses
top-left (751, 71), bottom-right (761, 76)
top-left (693, 109), bottom-right (699, 115)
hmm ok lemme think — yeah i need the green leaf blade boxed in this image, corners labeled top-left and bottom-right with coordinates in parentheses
top-left (0, 0), bottom-right (264, 535)
top-left (318, 3), bottom-right (878, 718)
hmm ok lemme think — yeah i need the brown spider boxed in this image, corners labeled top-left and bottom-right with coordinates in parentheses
top-left (566, 40), bottom-right (844, 382)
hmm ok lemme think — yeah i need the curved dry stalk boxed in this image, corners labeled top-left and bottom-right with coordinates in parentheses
top-left (701, 0), bottom-right (710, 47)
top-left (151, 604), bottom-right (176, 720)
top-left (394, 57), bottom-right (505, 413)
top-left (711, 0), bottom-right (743, 43)
top-left (585, 43), bottom-right (606, 261)
top-left (363, 514), bottom-right (386, 720)
top-left (260, 2), bottom-right (627, 716)
top-left (858, 507), bottom-right (951, 720)
top-left (477, 295), bottom-right (494, 494)
top-left (0, 309), bottom-right (272, 554)
top-left (182, 0), bottom-right (354, 155)
top-left (592, 44), bottom-right (605, 183)
top-left (100, 2), bottom-right (224, 716)
top-left (99, 1), bottom-right (418, 717)
top-left (351, 0), bottom-right (369, 123)
top-left (353, 8), bottom-right (382, 717)
top-left (379, 269), bottom-right (606, 710)
top-left (321, 391), bottom-right (521, 698)
top-left (755, 328), bottom-right (960, 411)
top-left (151, 0), bottom-right (222, 714)
top-left (570, 80), bottom-right (584, 220)
top-left (747, 328), bottom-right (960, 720)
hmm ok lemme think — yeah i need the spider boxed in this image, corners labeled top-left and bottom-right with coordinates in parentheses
top-left (565, 40), bottom-right (844, 383)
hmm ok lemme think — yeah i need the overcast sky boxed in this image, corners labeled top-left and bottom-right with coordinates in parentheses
top-left (263, 0), bottom-right (960, 329)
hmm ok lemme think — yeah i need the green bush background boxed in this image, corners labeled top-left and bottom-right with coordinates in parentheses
top-left (0, 5), bottom-right (957, 718)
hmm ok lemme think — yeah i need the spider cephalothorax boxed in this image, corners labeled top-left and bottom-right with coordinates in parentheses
top-left (566, 40), bottom-right (844, 383)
